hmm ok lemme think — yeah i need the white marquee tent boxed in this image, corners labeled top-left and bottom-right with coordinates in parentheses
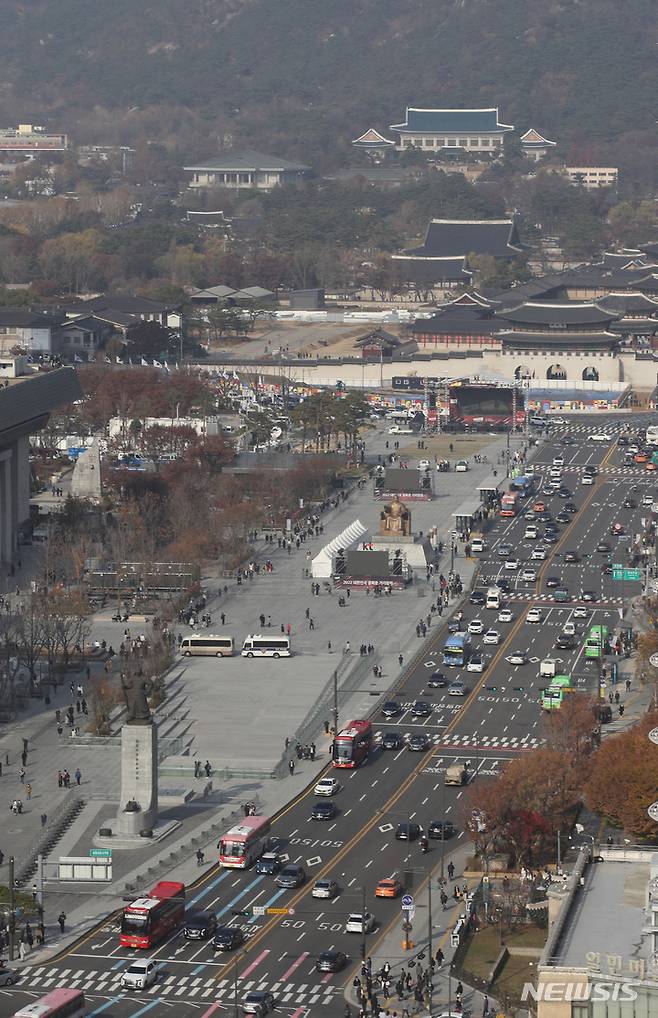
top-left (311, 519), bottom-right (370, 579)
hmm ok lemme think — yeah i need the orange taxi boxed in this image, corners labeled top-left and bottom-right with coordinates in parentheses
top-left (375, 878), bottom-right (402, 899)
top-left (532, 500), bottom-right (545, 514)
top-left (646, 461), bottom-right (657, 472)
top-left (634, 452), bottom-right (648, 463)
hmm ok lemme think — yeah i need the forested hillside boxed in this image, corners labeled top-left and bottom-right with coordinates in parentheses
top-left (0, 0), bottom-right (656, 167)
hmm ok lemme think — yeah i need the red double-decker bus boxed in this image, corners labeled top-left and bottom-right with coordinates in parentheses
top-left (332, 720), bottom-right (373, 768)
top-left (120, 880), bottom-right (185, 948)
top-left (500, 491), bottom-right (520, 517)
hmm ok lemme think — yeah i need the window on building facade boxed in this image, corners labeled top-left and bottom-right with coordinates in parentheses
top-left (459, 138), bottom-right (467, 146)
top-left (571, 1003), bottom-right (588, 1018)
top-left (448, 139), bottom-right (456, 147)
top-left (424, 139), bottom-right (433, 147)
top-left (492, 138), bottom-right (502, 146)
top-left (469, 138), bottom-right (479, 146)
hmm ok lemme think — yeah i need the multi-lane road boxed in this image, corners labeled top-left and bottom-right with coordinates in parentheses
top-left (1, 414), bottom-right (654, 1018)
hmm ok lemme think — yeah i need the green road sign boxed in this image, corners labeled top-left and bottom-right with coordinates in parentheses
top-left (89, 848), bottom-right (112, 858)
top-left (612, 568), bottom-right (641, 582)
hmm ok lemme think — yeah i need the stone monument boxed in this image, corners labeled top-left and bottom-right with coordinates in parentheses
top-left (70, 437), bottom-right (102, 500)
top-left (379, 494), bottom-right (412, 540)
top-left (116, 673), bottom-right (158, 837)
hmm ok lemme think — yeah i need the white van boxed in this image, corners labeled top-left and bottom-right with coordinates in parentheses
top-left (388, 425), bottom-right (413, 435)
top-left (524, 524), bottom-right (538, 540)
top-left (180, 635), bottom-right (234, 657)
top-left (241, 634), bottom-right (291, 658)
top-left (485, 588), bottom-right (500, 610)
top-left (470, 537), bottom-right (486, 553)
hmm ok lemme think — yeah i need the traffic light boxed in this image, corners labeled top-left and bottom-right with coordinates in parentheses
top-left (486, 686), bottom-right (497, 692)
top-left (513, 686), bottom-right (524, 692)
top-left (231, 909), bottom-right (249, 917)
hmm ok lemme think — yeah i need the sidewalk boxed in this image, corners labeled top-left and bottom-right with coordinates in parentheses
top-left (345, 838), bottom-right (495, 1017)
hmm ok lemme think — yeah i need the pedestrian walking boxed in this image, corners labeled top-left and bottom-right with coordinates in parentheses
top-left (40, 814), bottom-right (47, 828)
top-left (448, 861), bottom-right (455, 880)
top-left (57, 912), bottom-right (66, 934)
top-left (482, 994), bottom-right (490, 1016)
top-left (19, 766), bottom-right (25, 784)
top-left (626, 678), bottom-right (631, 691)
top-left (21, 750), bottom-right (27, 768)
top-left (289, 759), bottom-right (295, 776)
top-left (74, 768), bottom-right (82, 785)
top-left (435, 946), bottom-right (444, 967)
top-left (196, 848), bottom-right (205, 866)
top-left (25, 782), bottom-right (32, 800)
top-left (220, 613), bottom-right (226, 625)
top-left (204, 760), bottom-right (211, 777)
top-left (18, 940), bottom-right (27, 961)
top-left (440, 890), bottom-right (449, 909)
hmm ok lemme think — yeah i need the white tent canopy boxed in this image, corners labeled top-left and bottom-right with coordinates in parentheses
top-left (311, 519), bottom-right (370, 578)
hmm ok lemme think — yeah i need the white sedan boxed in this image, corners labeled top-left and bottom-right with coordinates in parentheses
top-left (573, 606), bottom-right (589, 619)
top-left (468, 618), bottom-right (484, 635)
top-left (527, 607), bottom-right (543, 623)
top-left (418, 459), bottom-right (431, 471)
top-left (314, 777), bottom-right (339, 796)
top-left (483, 629), bottom-right (500, 645)
top-left (498, 608), bottom-right (514, 624)
top-left (504, 558), bottom-right (519, 571)
top-left (588, 432), bottom-right (612, 442)
top-left (467, 655), bottom-right (485, 673)
top-left (521, 568), bottom-right (537, 582)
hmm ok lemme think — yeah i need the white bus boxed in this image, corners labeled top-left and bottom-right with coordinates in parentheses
top-left (180, 634), bottom-right (234, 657)
top-left (645, 425), bottom-right (658, 447)
top-left (241, 634), bottom-right (291, 658)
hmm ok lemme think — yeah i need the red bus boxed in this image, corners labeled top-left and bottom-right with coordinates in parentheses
top-left (13, 988), bottom-right (86, 1018)
top-left (332, 720), bottom-right (373, 768)
top-left (500, 491), bottom-right (520, 517)
top-left (120, 880), bottom-right (185, 948)
top-left (14, 993), bottom-right (85, 1018)
top-left (218, 815), bottom-right (271, 868)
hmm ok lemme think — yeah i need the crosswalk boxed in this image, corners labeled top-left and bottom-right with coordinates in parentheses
top-left (17, 965), bottom-right (337, 1005)
top-left (431, 733), bottom-right (542, 752)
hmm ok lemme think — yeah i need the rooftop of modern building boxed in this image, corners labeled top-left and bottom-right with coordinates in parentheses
top-left (0, 367), bottom-right (82, 438)
top-left (553, 858), bottom-right (653, 969)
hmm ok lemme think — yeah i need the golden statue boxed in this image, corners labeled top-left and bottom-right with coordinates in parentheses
top-left (380, 495), bottom-right (411, 537)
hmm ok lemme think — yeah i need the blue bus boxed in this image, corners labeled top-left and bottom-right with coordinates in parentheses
top-left (443, 633), bottom-right (470, 667)
top-left (510, 474), bottom-right (535, 498)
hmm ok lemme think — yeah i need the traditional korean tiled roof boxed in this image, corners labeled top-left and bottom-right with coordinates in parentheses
top-left (412, 306), bottom-right (499, 336)
top-left (401, 219), bottom-right (523, 260)
top-left (495, 301), bottom-right (617, 328)
top-left (351, 128), bottom-right (395, 148)
top-left (520, 128), bottom-right (556, 147)
top-left (498, 330), bottom-right (618, 350)
top-left (390, 108), bottom-right (514, 134)
top-left (597, 292), bottom-right (658, 314)
top-left (183, 150), bottom-right (310, 172)
top-left (390, 254), bottom-right (472, 283)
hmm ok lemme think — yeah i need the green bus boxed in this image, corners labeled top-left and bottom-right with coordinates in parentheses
top-left (584, 625), bottom-right (608, 660)
top-left (541, 675), bottom-right (573, 711)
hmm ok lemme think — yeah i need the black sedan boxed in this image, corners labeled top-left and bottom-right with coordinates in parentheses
top-left (211, 926), bottom-right (244, 951)
top-left (316, 950), bottom-right (347, 973)
top-left (544, 532), bottom-right (559, 544)
top-left (622, 498), bottom-right (637, 509)
top-left (581, 590), bottom-right (597, 602)
top-left (564, 550), bottom-right (580, 563)
top-left (545, 576), bottom-right (561, 589)
top-left (555, 512), bottom-right (571, 524)
top-left (469, 590), bottom-right (486, 606)
top-left (311, 801), bottom-right (337, 821)
top-left (408, 733), bottom-right (430, 752)
top-left (597, 542), bottom-right (611, 553)
top-left (395, 822), bottom-right (422, 841)
top-left (256, 853), bottom-right (281, 875)
top-left (564, 503), bottom-right (577, 513)
top-left (411, 700), bottom-right (432, 718)
top-left (382, 732), bottom-right (403, 750)
top-left (381, 701), bottom-right (401, 718)
top-left (184, 911), bottom-right (218, 940)
top-left (495, 577), bottom-right (511, 592)
top-left (428, 670), bottom-right (447, 688)
top-left (428, 820), bottom-right (457, 840)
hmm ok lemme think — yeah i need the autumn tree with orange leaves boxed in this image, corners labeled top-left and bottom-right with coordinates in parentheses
top-left (585, 710), bottom-right (658, 838)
